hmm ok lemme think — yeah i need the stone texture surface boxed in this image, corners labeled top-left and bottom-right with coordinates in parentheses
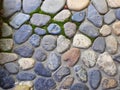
top-left (14, 85), bottom-right (31, 90)
top-left (34, 27), bottom-right (46, 35)
top-left (116, 8), bottom-right (120, 20)
top-left (112, 21), bottom-right (120, 35)
top-left (100, 25), bottom-right (112, 36)
top-left (107, 0), bottom-right (120, 8)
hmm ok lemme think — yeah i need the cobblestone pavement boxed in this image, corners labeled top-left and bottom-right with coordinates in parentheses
top-left (1, 0), bottom-right (120, 90)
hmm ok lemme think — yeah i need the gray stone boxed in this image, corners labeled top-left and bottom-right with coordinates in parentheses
top-left (34, 27), bottom-right (46, 35)
top-left (116, 8), bottom-right (120, 20)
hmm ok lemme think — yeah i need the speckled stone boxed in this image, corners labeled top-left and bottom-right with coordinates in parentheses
top-left (112, 21), bottom-right (120, 35)
top-left (116, 8), bottom-right (120, 20)
top-left (107, 0), bottom-right (120, 8)
top-left (34, 27), bottom-right (46, 35)
top-left (100, 25), bottom-right (112, 36)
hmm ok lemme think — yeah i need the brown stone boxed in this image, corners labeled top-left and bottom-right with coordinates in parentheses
top-left (112, 21), bottom-right (120, 35)
top-left (107, 0), bottom-right (120, 8)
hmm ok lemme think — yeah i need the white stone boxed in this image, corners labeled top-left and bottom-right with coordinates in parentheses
top-left (107, 0), bottom-right (120, 8)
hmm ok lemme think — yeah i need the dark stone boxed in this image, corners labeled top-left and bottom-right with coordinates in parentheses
top-left (116, 8), bottom-right (120, 20)
top-left (34, 27), bottom-right (46, 35)
top-left (113, 54), bottom-right (120, 63)
top-left (0, 68), bottom-right (9, 79)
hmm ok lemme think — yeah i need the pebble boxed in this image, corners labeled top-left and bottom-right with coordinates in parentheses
top-left (107, 0), bottom-right (120, 8)
top-left (4, 62), bottom-right (19, 74)
top-left (63, 48), bottom-right (80, 67)
top-left (97, 52), bottom-right (117, 76)
top-left (87, 4), bottom-right (103, 27)
top-left (18, 81), bottom-right (33, 88)
top-left (89, 70), bottom-right (101, 89)
top-left (23, 0), bottom-right (42, 13)
top-left (34, 27), bottom-right (46, 35)
top-left (54, 9), bottom-right (71, 22)
top-left (18, 58), bottom-right (35, 70)
top-left (72, 11), bottom-right (85, 22)
top-left (81, 50), bottom-right (97, 68)
top-left (0, 39), bottom-right (13, 51)
top-left (34, 62), bottom-right (51, 77)
top-left (13, 24), bottom-right (32, 44)
top-left (0, 53), bottom-right (18, 64)
top-left (56, 35), bottom-right (71, 53)
top-left (104, 10), bottom-right (116, 24)
top-left (105, 35), bottom-right (118, 54)
top-left (47, 52), bottom-right (61, 71)
top-left (112, 21), bottom-right (120, 35)
top-left (67, 0), bottom-right (90, 11)
top-left (92, 37), bottom-right (106, 53)
top-left (14, 85), bottom-right (30, 90)
top-left (53, 67), bottom-right (70, 82)
top-left (73, 34), bottom-right (92, 49)
top-left (79, 21), bottom-right (99, 38)
top-left (0, 68), bottom-right (9, 79)
top-left (100, 25), bottom-right (112, 36)
top-left (30, 13), bottom-right (51, 26)
top-left (9, 13), bottom-right (30, 29)
top-left (41, 0), bottom-right (66, 14)
top-left (64, 22), bottom-right (77, 38)
top-left (41, 35), bottom-right (57, 51)
top-left (47, 23), bottom-right (61, 34)
top-left (116, 8), bottom-right (120, 20)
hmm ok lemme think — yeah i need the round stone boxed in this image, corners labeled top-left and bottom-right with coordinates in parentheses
top-left (116, 8), bottom-right (120, 20)
top-left (100, 25), bottom-right (112, 36)
top-left (34, 27), bottom-right (46, 35)
top-left (107, 0), bottom-right (120, 8)
top-left (112, 21), bottom-right (120, 35)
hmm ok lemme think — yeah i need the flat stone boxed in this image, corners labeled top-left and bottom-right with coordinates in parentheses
top-left (30, 14), bottom-right (51, 26)
top-left (89, 70), bottom-right (101, 89)
top-left (56, 35), bottom-right (71, 53)
top-left (116, 8), bottom-right (120, 20)
top-left (107, 0), bottom-right (120, 8)
top-left (112, 21), bottom-right (120, 35)
top-left (10, 13), bottom-right (30, 29)
top-left (104, 10), bottom-right (116, 24)
top-left (67, 0), bottom-right (90, 11)
top-left (63, 48), bottom-right (80, 67)
top-left (41, 35), bottom-right (57, 51)
top-left (18, 58), bottom-right (35, 70)
top-left (23, 0), bottom-right (42, 13)
top-left (73, 34), bottom-right (92, 49)
top-left (92, 37), bottom-right (106, 53)
top-left (105, 35), bottom-right (118, 54)
top-left (14, 85), bottom-right (30, 90)
top-left (0, 53), bottom-right (18, 64)
top-left (87, 4), bottom-right (103, 27)
top-left (100, 25), bottom-right (112, 36)
top-left (81, 50), bottom-right (97, 68)
top-left (3, 0), bottom-right (21, 17)
top-left (41, 0), bottom-right (66, 14)
top-left (53, 67), bottom-right (70, 82)
top-left (34, 27), bottom-right (46, 35)
top-left (79, 21), bottom-right (99, 38)
top-left (64, 22), bottom-right (77, 38)
top-left (92, 0), bottom-right (108, 14)
top-left (34, 62), bottom-right (51, 77)
top-left (13, 24), bottom-right (32, 44)
top-left (97, 52), bottom-right (117, 76)
top-left (0, 39), bottom-right (13, 51)
top-left (4, 62), bottom-right (19, 74)
top-left (47, 23), bottom-right (61, 35)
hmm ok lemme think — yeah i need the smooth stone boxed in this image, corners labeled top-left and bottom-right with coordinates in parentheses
top-left (41, 0), bottom-right (66, 14)
top-left (18, 81), bottom-right (33, 88)
top-left (41, 35), bottom-right (57, 51)
top-left (100, 25), bottom-right (112, 36)
top-left (47, 23), bottom-right (61, 35)
top-left (23, 0), bottom-right (42, 13)
top-left (9, 13), bottom-right (30, 29)
top-left (67, 0), bottom-right (90, 11)
top-left (33, 48), bottom-right (47, 62)
top-left (17, 71), bottom-right (36, 81)
top-left (53, 67), bottom-right (70, 82)
top-left (0, 39), bottom-right (13, 51)
top-left (34, 62), bottom-right (51, 77)
top-left (73, 34), bottom-right (92, 49)
top-left (97, 52), bottom-right (117, 76)
top-left (56, 35), bottom-right (71, 53)
top-left (3, 0), bottom-right (21, 17)
top-left (0, 68), bottom-right (9, 79)
top-left (107, 0), bottom-right (120, 8)
top-left (63, 48), bottom-right (80, 67)
top-left (113, 54), bottom-right (120, 63)
top-left (4, 62), bottom-right (19, 74)
top-left (0, 53), bottom-right (18, 64)
top-left (116, 8), bottom-right (120, 20)
top-left (87, 4), bottom-right (103, 27)
top-left (72, 11), bottom-right (85, 22)
top-left (92, 37), bottom-right (106, 53)
top-left (92, 0), bottom-right (108, 14)
top-left (79, 21), bottom-right (99, 38)
top-left (47, 51), bottom-right (61, 71)
top-left (18, 58), bottom-right (35, 70)
top-left (104, 10), bottom-right (116, 24)
top-left (112, 21), bottom-right (120, 35)
top-left (29, 34), bottom-right (40, 47)
top-left (14, 85), bottom-right (30, 90)
top-left (81, 50), bottom-right (97, 68)
top-left (89, 70), bottom-right (101, 89)
top-left (13, 24), bottom-right (32, 44)
top-left (105, 35), bottom-right (118, 54)
top-left (30, 13), bottom-right (51, 26)
top-left (34, 27), bottom-right (46, 35)
top-left (64, 22), bottom-right (77, 38)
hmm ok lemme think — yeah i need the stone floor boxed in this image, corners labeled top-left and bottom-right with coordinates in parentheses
top-left (1, 0), bottom-right (120, 90)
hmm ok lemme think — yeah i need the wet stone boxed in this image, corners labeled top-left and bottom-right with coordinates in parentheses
top-left (116, 8), bottom-right (120, 20)
top-left (100, 25), bottom-right (112, 36)
top-left (34, 27), bottom-right (46, 35)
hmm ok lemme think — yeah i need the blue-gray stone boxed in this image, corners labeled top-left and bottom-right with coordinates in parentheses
top-left (116, 8), bottom-right (120, 20)
top-left (0, 68), bottom-right (9, 79)
top-left (72, 11), bottom-right (85, 22)
top-left (14, 24), bottom-right (32, 44)
top-left (47, 23), bottom-right (61, 34)
top-left (113, 54), bottom-right (120, 63)
top-left (87, 4), bottom-right (103, 27)
top-left (34, 27), bottom-right (46, 35)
